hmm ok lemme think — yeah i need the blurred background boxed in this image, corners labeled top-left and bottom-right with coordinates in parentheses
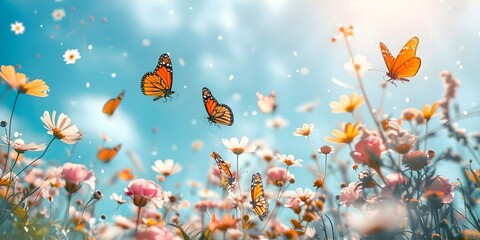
top-left (1, 0), bottom-right (479, 218)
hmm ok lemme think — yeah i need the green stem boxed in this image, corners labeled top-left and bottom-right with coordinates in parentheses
top-left (63, 193), bottom-right (72, 229)
top-left (2, 92), bottom-right (19, 178)
top-left (14, 137), bottom-right (55, 180)
top-left (307, 136), bottom-right (322, 176)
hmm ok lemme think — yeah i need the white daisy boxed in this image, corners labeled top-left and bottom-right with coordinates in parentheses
top-left (40, 111), bottom-right (81, 144)
top-left (10, 21), bottom-right (25, 35)
top-left (63, 49), bottom-right (81, 64)
top-left (151, 159), bottom-right (182, 177)
top-left (222, 136), bottom-right (257, 155)
top-left (52, 9), bottom-right (66, 21)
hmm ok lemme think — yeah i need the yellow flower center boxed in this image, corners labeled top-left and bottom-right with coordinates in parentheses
top-left (232, 147), bottom-right (244, 155)
top-left (69, 54), bottom-right (75, 60)
top-left (53, 128), bottom-right (65, 140)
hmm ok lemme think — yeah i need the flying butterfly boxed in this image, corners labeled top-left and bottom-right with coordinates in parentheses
top-left (141, 53), bottom-right (176, 101)
top-left (380, 36), bottom-right (421, 85)
top-left (256, 90), bottom-right (277, 114)
top-left (202, 87), bottom-right (234, 126)
top-left (97, 143), bottom-right (122, 163)
top-left (102, 90), bottom-right (125, 116)
top-left (211, 151), bottom-right (236, 191)
top-left (250, 172), bottom-right (269, 221)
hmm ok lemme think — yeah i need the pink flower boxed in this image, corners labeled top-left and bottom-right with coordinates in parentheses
top-left (350, 136), bottom-right (385, 174)
top-left (135, 226), bottom-right (176, 240)
top-left (339, 182), bottom-right (363, 206)
top-left (125, 178), bottom-right (165, 207)
top-left (423, 175), bottom-right (456, 205)
top-left (267, 166), bottom-right (295, 187)
top-left (385, 172), bottom-right (407, 189)
top-left (61, 162), bottom-right (95, 193)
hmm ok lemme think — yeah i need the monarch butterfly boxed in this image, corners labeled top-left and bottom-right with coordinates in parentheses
top-left (250, 172), bottom-right (269, 221)
top-left (211, 151), bottom-right (236, 190)
top-left (256, 90), bottom-right (277, 114)
top-left (380, 36), bottom-right (421, 85)
top-left (97, 143), bottom-right (122, 163)
top-left (102, 90), bottom-right (125, 116)
top-left (141, 53), bottom-right (176, 101)
top-left (202, 87), bottom-right (234, 126)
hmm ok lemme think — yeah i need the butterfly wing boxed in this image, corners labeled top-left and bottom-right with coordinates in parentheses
top-left (250, 173), bottom-right (269, 221)
top-left (391, 36), bottom-right (419, 72)
top-left (97, 143), bottom-right (122, 163)
top-left (102, 91), bottom-right (125, 116)
top-left (393, 57), bottom-right (421, 78)
top-left (202, 87), bottom-right (234, 126)
top-left (256, 90), bottom-right (277, 114)
top-left (211, 151), bottom-right (236, 190)
top-left (155, 53), bottom-right (173, 91)
top-left (379, 42), bottom-right (396, 73)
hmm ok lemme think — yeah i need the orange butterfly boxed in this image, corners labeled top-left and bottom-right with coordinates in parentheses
top-left (202, 87), bottom-right (234, 126)
top-left (256, 90), bottom-right (277, 114)
top-left (211, 151), bottom-right (236, 190)
top-left (141, 53), bottom-right (176, 101)
top-left (102, 90), bottom-right (125, 116)
top-left (250, 172), bottom-right (269, 221)
top-left (97, 143), bottom-right (122, 163)
top-left (380, 36), bottom-right (421, 85)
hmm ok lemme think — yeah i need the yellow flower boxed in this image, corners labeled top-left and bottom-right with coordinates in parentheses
top-left (422, 102), bottom-right (439, 122)
top-left (329, 92), bottom-right (364, 113)
top-left (293, 123), bottom-right (314, 137)
top-left (0, 65), bottom-right (49, 97)
top-left (325, 123), bottom-right (359, 144)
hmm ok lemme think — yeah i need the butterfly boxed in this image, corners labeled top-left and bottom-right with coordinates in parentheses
top-left (202, 87), bottom-right (234, 126)
top-left (250, 172), bottom-right (269, 221)
top-left (256, 90), bottom-right (277, 114)
top-left (380, 36), bottom-right (421, 85)
top-left (97, 143), bottom-right (122, 163)
top-left (141, 53), bottom-right (176, 101)
top-left (102, 90), bottom-right (125, 116)
top-left (211, 151), bottom-right (236, 190)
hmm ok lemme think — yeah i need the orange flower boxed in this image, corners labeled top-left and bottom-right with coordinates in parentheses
top-left (208, 212), bottom-right (239, 232)
top-left (422, 102), bottom-right (439, 122)
top-left (0, 65), bottom-right (49, 97)
top-left (329, 92), bottom-right (364, 114)
top-left (325, 123), bottom-right (359, 144)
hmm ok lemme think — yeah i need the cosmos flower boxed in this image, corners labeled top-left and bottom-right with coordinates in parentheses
top-left (329, 92), bottom-right (364, 114)
top-left (401, 108), bottom-right (421, 121)
top-left (41, 111), bottom-right (81, 144)
top-left (284, 187), bottom-right (316, 205)
top-left (256, 149), bottom-right (276, 162)
top-left (63, 49), bottom-right (81, 64)
top-left (277, 154), bottom-right (303, 167)
top-left (267, 166), bottom-right (295, 187)
top-left (422, 102), bottom-right (439, 122)
top-left (293, 123), bottom-right (314, 137)
top-left (10, 21), bottom-right (25, 35)
top-left (151, 159), bottom-right (182, 177)
top-left (52, 9), bottom-right (66, 21)
top-left (110, 192), bottom-right (126, 204)
top-left (222, 136), bottom-right (256, 155)
top-left (350, 136), bottom-right (385, 173)
top-left (2, 136), bottom-right (46, 154)
top-left (422, 175), bottom-right (456, 205)
top-left (0, 65), bottom-right (49, 97)
top-left (339, 182), bottom-right (363, 206)
top-left (403, 150), bottom-right (429, 171)
top-left (344, 54), bottom-right (371, 77)
top-left (124, 178), bottom-right (165, 207)
top-left (325, 122), bottom-right (359, 144)
top-left (266, 116), bottom-right (289, 129)
top-left (208, 212), bottom-right (239, 232)
top-left (61, 162), bottom-right (95, 193)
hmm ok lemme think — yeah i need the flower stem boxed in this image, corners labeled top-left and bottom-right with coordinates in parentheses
top-left (63, 193), bottom-right (72, 229)
top-left (135, 206), bottom-right (143, 234)
top-left (1, 92), bottom-right (19, 178)
top-left (14, 137), bottom-right (55, 181)
top-left (307, 136), bottom-right (322, 176)
top-left (77, 198), bottom-right (94, 228)
top-left (424, 122), bottom-right (429, 152)
top-left (235, 154), bottom-right (247, 239)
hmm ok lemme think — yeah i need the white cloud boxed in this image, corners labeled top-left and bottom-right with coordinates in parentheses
top-left (68, 96), bottom-right (140, 149)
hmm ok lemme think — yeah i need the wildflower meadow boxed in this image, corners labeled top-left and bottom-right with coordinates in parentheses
top-left (1, 1), bottom-right (480, 239)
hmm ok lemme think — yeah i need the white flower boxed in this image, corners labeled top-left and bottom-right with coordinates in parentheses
top-left (284, 187), bottom-right (316, 204)
top-left (2, 136), bottom-right (46, 153)
top-left (266, 116), bottom-right (288, 129)
top-left (151, 159), bottom-right (182, 177)
top-left (222, 136), bottom-right (257, 155)
top-left (277, 154), bottom-right (303, 167)
top-left (110, 193), bottom-right (126, 204)
top-left (10, 21), bottom-right (25, 35)
top-left (63, 49), bottom-right (81, 64)
top-left (256, 149), bottom-right (276, 162)
top-left (344, 54), bottom-right (371, 77)
top-left (52, 9), bottom-right (66, 21)
top-left (293, 123), bottom-right (314, 137)
top-left (40, 111), bottom-right (81, 144)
